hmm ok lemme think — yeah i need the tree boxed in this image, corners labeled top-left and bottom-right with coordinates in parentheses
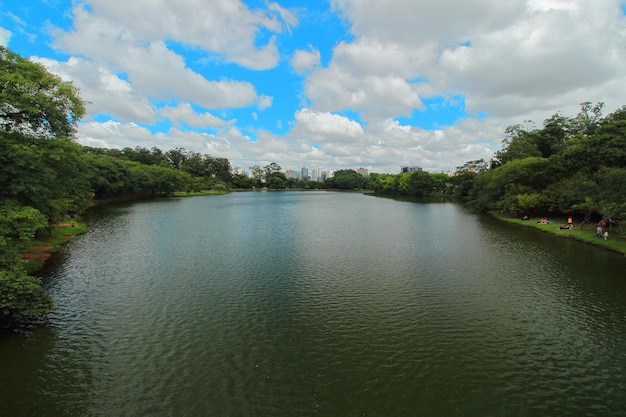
top-left (264, 162), bottom-right (282, 177)
top-left (0, 46), bottom-right (85, 327)
top-left (0, 201), bottom-right (52, 327)
top-left (266, 172), bottom-right (287, 189)
top-left (249, 165), bottom-right (265, 185)
top-left (495, 125), bottom-right (542, 165)
top-left (407, 170), bottom-right (435, 196)
top-left (205, 156), bottom-right (232, 182)
top-left (166, 147), bottom-right (188, 170)
top-left (1, 268), bottom-right (54, 327)
top-left (328, 169), bottom-right (365, 189)
top-left (0, 46), bottom-right (84, 138)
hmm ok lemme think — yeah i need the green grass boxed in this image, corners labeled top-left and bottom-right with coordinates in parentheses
top-left (21, 221), bottom-right (89, 273)
top-left (491, 211), bottom-right (626, 256)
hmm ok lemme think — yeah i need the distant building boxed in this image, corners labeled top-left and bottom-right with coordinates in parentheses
top-left (357, 167), bottom-right (369, 177)
top-left (401, 166), bottom-right (423, 173)
top-left (311, 169), bottom-right (319, 182)
top-left (301, 167), bottom-right (309, 181)
top-left (285, 170), bottom-right (297, 179)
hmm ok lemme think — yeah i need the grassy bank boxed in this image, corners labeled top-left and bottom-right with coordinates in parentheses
top-left (21, 221), bottom-right (89, 273)
top-left (490, 211), bottom-right (626, 256)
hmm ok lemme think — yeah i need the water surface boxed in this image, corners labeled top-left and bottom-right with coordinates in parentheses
top-left (1, 191), bottom-right (625, 416)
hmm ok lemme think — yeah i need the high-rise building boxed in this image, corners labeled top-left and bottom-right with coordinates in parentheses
top-left (285, 170), bottom-right (297, 179)
top-left (401, 166), bottom-right (422, 173)
top-left (301, 167), bottom-right (309, 181)
top-left (357, 167), bottom-right (369, 177)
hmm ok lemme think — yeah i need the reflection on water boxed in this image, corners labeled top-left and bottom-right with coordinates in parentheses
top-left (1, 192), bottom-right (626, 416)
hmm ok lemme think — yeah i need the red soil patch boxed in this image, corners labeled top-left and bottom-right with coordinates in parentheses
top-left (20, 245), bottom-right (55, 261)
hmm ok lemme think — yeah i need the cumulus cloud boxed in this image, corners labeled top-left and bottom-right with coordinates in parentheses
top-left (0, 26), bottom-right (10, 45)
top-left (77, 120), bottom-right (246, 161)
top-left (325, 0), bottom-right (626, 124)
top-left (158, 103), bottom-right (230, 128)
top-left (331, 0), bottom-right (524, 44)
top-left (291, 109), bottom-right (364, 142)
top-left (52, 8), bottom-right (262, 109)
top-left (33, 56), bottom-right (156, 123)
top-left (285, 109), bottom-right (495, 171)
top-left (72, 0), bottom-right (297, 70)
top-left (305, 66), bottom-right (423, 121)
top-left (291, 46), bottom-right (321, 74)
top-left (9, 0), bottom-right (626, 174)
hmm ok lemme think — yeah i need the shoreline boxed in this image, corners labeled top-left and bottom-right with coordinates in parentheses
top-left (489, 211), bottom-right (626, 257)
top-left (21, 221), bottom-right (89, 273)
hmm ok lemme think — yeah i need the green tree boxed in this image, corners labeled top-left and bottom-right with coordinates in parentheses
top-left (0, 201), bottom-right (52, 327)
top-left (249, 165), bottom-right (265, 185)
top-left (407, 170), bottom-right (435, 196)
top-left (205, 156), bottom-right (232, 183)
top-left (0, 46), bottom-right (85, 326)
top-left (328, 169), bottom-right (365, 189)
top-left (166, 147), bottom-right (188, 170)
top-left (1, 268), bottom-right (54, 327)
top-left (0, 46), bottom-right (84, 138)
top-left (494, 125), bottom-right (542, 165)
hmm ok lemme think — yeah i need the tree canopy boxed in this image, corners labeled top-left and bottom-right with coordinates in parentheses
top-left (0, 46), bottom-right (85, 138)
top-left (464, 102), bottom-right (626, 227)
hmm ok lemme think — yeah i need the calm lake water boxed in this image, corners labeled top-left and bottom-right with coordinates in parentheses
top-left (1, 191), bottom-right (626, 416)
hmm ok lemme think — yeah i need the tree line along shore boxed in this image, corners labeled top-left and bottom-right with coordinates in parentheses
top-left (1, 45), bottom-right (624, 329)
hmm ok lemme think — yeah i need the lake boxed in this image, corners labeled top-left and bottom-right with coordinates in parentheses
top-left (1, 191), bottom-right (626, 416)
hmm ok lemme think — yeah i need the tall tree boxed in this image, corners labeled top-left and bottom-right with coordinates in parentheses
top-left (0, 46), bottom-right (84, 138)
top-left (0, 46), bottom-right (85, 327)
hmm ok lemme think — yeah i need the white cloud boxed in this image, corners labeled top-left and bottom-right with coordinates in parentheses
top-left (291, 46), bottom-right (321, 74)
top-left (305, 65), bottom-right (423, 121)
top-left (285, 109), bottom-right (496, 172)
top-left (331, 0), bottom-right (525, 45)
top-left (52, 7), bottom-right (262, 109)
top-left (0, 26), bottom-right (10, 45)
top-left (78, 120), bottom-right (245, 161)
top-left (78, 120), bottom-right (163, 149)
top-left (325, 0), bottom-right (626, 125)
top-left (439, 2), bottom-right (626, 117)
top-left (32, 56), bottom-right (156, 123)
top-left (9, 0), bottom-right (626, 174)
top-left (158, 103), bottom-right (230, 128)
top-left (257, 95), bottom-right (273, 110)
top-left (72, 0), bottom-right (296, 70)
top-left (291, 109), bottom-right (364, 143)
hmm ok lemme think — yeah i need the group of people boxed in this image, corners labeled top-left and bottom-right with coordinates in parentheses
top-left (521, 214), bottom-right (618, 241)
top-left (597, 219), bottom-right (610, 240)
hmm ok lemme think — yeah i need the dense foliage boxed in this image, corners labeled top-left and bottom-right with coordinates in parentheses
top-left (463, 102), bottom-right (626, 228)
top-left (1, 46), bottom-right (86, 327)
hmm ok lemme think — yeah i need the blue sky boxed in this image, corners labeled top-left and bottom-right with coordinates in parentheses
top-left (2, 0), bottom-right (625, 173)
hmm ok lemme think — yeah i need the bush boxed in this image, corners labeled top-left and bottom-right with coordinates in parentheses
top-left (0, 267), bottom-right (53, 328)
